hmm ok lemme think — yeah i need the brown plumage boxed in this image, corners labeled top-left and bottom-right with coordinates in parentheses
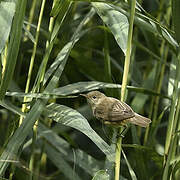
top-left (81, 91), bottom-right (151, 127)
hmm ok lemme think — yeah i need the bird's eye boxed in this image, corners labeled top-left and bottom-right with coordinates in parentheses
top-left (92, 96), bottom-right (96, 99)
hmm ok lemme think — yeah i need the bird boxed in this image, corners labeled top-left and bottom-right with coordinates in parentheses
top-left (80, 91), bottom-right (151, 128)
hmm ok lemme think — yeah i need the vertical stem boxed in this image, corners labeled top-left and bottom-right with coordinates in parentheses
top-left (23, 0), bottom-right (37, 42)
top-left (25, 0), bottom-right (46, 94)
top-left (29, 120), bottom-right (39, 180)
top-left (152, 42), bottom-right (166, 119)
top-left (41, 0), bottom-right (57, 80)
top-left (1, 42), bottom-right (8, 78)
top-left (152, 2), bottom-right (171, 129)
top-left (37, 0), bottom-right (57, 176)
top-left (144, 0), bottom-right (171, 145)
top-left (33, 0), bottom-right (71, 92)
top-left (164, 53), bottom-right (180, 155)
top-left (17, 0), bottom-right (46, 179)
top-left (20, 0), bottom-right (46, 125)
top-left (120, 1), bottom-right (136, 101)
top-left (171, 90), bottom-right (180, 159)
top-left (163, 51), bottom-right (180, 180)
top-left (115, 134), bottom-right (122, 180)
top-left (163, 90), bottom-right (180, 180)
top-left (115, 1), bottom-right (136, 180)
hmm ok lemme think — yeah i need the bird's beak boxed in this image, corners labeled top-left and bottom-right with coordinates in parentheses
top-left (80, 94), bottom-right (88, 98)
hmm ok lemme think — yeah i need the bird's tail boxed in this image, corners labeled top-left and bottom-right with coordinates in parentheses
top-left (128, 113), bottom-right (151, 127)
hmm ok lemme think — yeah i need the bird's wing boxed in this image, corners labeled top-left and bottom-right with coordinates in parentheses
top-left (107, 98), bottom-right (135, 121)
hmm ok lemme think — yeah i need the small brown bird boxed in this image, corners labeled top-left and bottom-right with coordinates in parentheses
top-left (81, 91), bottom-right (151, 127)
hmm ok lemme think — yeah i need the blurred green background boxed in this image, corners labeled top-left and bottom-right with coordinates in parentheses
top-left (0, 0), bottom-right (180, 179)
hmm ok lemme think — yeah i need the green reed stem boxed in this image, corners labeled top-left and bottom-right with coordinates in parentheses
top-left (20, 0), bottom-right (46, 125)
top-left (152, 2), bottom-right (171, 130)
top-left (115, 1), bottom-right (136, 180)
top-left (23, 0), bottom-right (37, 42)
top-left (36, 0), bottom-right (57, 177)
top-left (144, 1), bottom-right (171, 145)
top-left (163, 49), bottom-right (180, 180)
top-left (19, 0), bottom-right (47, 179)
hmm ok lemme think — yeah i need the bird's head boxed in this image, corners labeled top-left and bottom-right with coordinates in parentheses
top-left (80, 91), bottom-right (106, 106)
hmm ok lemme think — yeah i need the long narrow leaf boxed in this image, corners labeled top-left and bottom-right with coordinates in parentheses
top-left (0, 0), bottom-right (27, 99)
top-left (172, 0), bottom-right (180, 43)
top-left (44, 143), bottom-right (81, 180)
top-left (122, 149), bottom-right (137, 180)
top-left (92, 2), bottom-right (129, 55)
top-left (0, 0), bottom-right (15, 53)
top-left (92, 170), bottom-right (110, 180)
top-left (38, 123), bottom-right (103, 175)
top-left (5, 81), bottom-right (170, 99)
top-left (23, 122), bottom-right (103, 176)
top-left (53, 81), bottom-right (169, 98)
top-left (43, 8), bottom-right (95, 85)
top-left (0, 100), bottom-right (44, 175)
top-left (0, 100), bottom-right (25, 117)
top-left (44, 103), bottom-right (115, 162)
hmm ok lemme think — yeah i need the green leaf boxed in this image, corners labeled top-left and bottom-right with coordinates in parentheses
top-left (33, 1), bottom-right (72, 91)
top-left (0, 100), bottom-right (45, 175)
top-left (50, 0), bottom-right (72, 42)
top-left (0, 44), bottom-right (73, 172)
top-left (22, 24), bottom-right (35, 44)
top-left (0, 100), bottom-right (25, 117)
top-left (0, 0), bottom-right (27, 99)
top-left (43, 9), bottom-right (95, 86)
top-left (168, 55), bottom-right (180, 97)
top-left (92, 170), bottom-right (110, 180)
top-left (122, 149), bottom-right (137, 180)
top-left (5, 81), bottom-right (170, 100)
top-left (172, 161), bottom-right (180, 180)
top-left (134, 5), bottom-right (178, 47)
top-left (123, 144), bottom-right (163, 169)
top-left (0, 3), bottom-right (76, 172)
top-left (37, 123), bottom-right (103, 175)
top-left (0, 0), bottom-right (15, 53)
top-left (5, 91), bottom-right (77, 99)
top-left (172, 0), bottom-right (180, 43)
top-left (44, 143), bottom-right (81, 180)
top-left (150, 106), bottom-right (170, 139)
top-left (161, 27), bottom-right (178, 47)
top-left (44, 103), bottom-right (115, 162)
top-left (43, 38), bottom-right (80, 86)
top-left (23, 122), bottom-right (103, 176)
top-left (92, 2), bottom-right (129, 55)
top-left (0, 13), bottom-right (98, 175)
top-left (122, 143), bottom-right (150, 150)
top-left (53, 81), bottom-right (169, 99)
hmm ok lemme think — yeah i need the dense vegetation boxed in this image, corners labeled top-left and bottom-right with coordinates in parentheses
top-left (0, 0), bottom-right (180, 179)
